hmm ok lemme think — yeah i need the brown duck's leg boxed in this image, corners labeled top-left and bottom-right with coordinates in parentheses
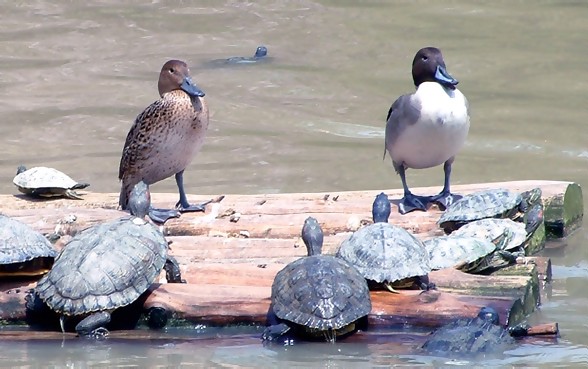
top-left (174, 170), bottom-right (213, 212)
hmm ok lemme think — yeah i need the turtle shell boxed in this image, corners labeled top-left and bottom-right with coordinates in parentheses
top-left (422, 316), bottom-right (514, 355)
top-left (452, 218), bottom-right (528, 252)
top-left (35, 217), bottom-right (168, 316)
top-left (424, 235), bottom-right (496, 272)
top-left (271, 254), bottom-right (371, 332)
top-left (337, 223), bottom-right (430, 283)
top-left (0, 215), bottom-right (57, 277)
top-left (13, 166), bottom-right (88, 197)
top-left (438, 189), bottom-right (522, 232)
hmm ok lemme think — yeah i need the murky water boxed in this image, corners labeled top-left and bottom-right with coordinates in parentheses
top-left (1, 0), bottom-right (588, 366)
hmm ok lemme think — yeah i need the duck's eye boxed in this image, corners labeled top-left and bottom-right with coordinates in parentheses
top-left (421, 56), bottom-right (428, 61)
top-left (169, 68), bottom-right (175, 73)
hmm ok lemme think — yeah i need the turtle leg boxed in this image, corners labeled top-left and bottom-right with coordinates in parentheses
top-left (417, 275), bottom-right (436, 291)
top-left (430, 159), bottom-right (462, 210)
top-left (394, 163), bottom-right (429, 214)
top-left (64, 189), bottom-right (84, 200)
top-left (75, 311), bottom-right (111, 339)
top-left (262, 309), bottom-right (292, 343)
top-left (384, 282), bottom-right (400, 294)
top-left (174, 170), bottom-right (213, 213)
top-left (164, 256), bottom-right (186, 283)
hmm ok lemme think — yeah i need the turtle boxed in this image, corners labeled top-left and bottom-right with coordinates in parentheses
top-left (0, 214), bottom-right (57, 278)
top-left (437, 187), bottom-right (542, 233)
top-left (422, 306), bottom-right (517, 356)
top-left (336, 192), bottom-right (433, 293)
top-left (205, 45), bottom-right (272, 68)
top-left (13, 165), bottom-right (90, 200)
top-left (26, 181), bottom-right (185, 338)
top-left (262, 216), bottom-right (371, 343)
top-left (424, 235), bottom-right (497, 273)
top-left (450, 203), bottom-right (544, 272)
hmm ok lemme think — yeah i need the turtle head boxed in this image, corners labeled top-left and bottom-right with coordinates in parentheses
top-left (372, 192), bottom-right (391, 223)
top-left (128, 181), bottom-right (151, 219)
top-left (301, 217), bottom-right (324, 256)
top-left (255, 46), bottom-right (268, 58)
top-left (477, 306), bottom-right (500, 325)
top-left (16, 165), bottom-right (27, 175)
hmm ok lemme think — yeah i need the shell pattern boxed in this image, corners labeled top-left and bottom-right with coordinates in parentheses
top-left (13, 167), bottom-right (83, 192)
top-left (0, 214), bottom-right (57, 264)
top-left (424, 235), bottom-right (496, 271)
top-left (438, 188), bottom-right (522, 228)
top-left (35, 217), bottom-right (168, 316)
top-left (337, 223), bottom-right (431, 283)
top-left (452, 218), bottom-right (528, 252)
top-left (271, 254), bottom-right (371, 331)
top-left (422, 316), bottom-right (514, 355)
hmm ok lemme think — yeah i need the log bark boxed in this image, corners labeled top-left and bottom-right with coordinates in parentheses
top-left (0, 180), bottom-right (582, 240)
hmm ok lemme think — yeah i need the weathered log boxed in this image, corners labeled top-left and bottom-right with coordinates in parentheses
top-left (526, 322), bottom-right (559, 336)
top-left (0, 180), bottom-right (582, 240)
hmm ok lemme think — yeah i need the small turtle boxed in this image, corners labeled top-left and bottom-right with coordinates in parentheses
top-left (13, 165), bottom-right (89, 200)
top-left (422, 307), bottom-right (516, 356)
top-left (0, 215), bottom-right (57, 278)
top-left (438, 187), bottom-right (542, 233)
top-left (336, 192), bottom-right (433, 293)
top-left (205, 45), bottom-right (271, 68)
top-left (27, 181), bottom-right (185, 338)
top-left (262, 217), bottom-right (371, 343)
top-left (424, 235), bottom-right (497, 273)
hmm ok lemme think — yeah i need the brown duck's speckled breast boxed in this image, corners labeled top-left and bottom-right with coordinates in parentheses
top-left (119, 89), bottom-right (209, 186)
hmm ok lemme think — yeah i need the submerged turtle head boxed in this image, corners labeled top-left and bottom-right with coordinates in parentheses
top-left (372, 192), bottom-right (391, 223)
top-left (254, 46), bottom-right (268, 58)
top-left (477, 306), bottom-right (500, 325)
top-left (301, 217), bottom-right (323, 256)
top-left (128, 181), bottom-right (151, 220)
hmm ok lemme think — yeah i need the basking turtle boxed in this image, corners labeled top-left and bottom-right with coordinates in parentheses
top-left (424, 235), bottom-right (497, 273)
top-left (437, 187), bottom-right (542, 233)
top-left (422, 307), bottom-right (515, 355)
top-left (262, 217), bottom-right (371, 343)
top-left (0, 215), bottom-right (57, 278)
top-left (336, 192), bottom-right (433, 292)
top-left (13, 165), bottom-right (89, 200)
top-left (450, 210), bottom-right (542, 272)
top-left (27, 181), bottom-right (184, 338)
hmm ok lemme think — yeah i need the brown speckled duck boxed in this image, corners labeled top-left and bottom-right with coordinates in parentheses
top-left (118, 59), bottom-right (210, 223)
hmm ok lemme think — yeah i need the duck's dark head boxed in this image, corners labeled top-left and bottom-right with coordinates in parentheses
top-left (411, 47), bottom-right (458, 90)
top-left (158, 59), bottom-right (205, 98)
top-left (255, 46), bottom-right (268, 58)
top-left (301, 216), bottom-right (324, 256)
top-left (477, 306), bottom-right (500, 325)
top-left (372, 192), bottom-right (391, 223)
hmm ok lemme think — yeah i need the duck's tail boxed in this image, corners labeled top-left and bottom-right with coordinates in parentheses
top-left (119, 180), bottom-right (134, 210)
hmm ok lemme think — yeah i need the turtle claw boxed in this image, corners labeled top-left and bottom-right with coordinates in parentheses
top-left (85, 327), bottom-right (110, 340)
top-left (384, 283), bottom-right (400, 294)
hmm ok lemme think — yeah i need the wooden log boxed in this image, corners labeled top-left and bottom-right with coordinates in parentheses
top-left (0, 180), bottom-right (582, 240)
top-left (526, 322), bottom-right (559, 336)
